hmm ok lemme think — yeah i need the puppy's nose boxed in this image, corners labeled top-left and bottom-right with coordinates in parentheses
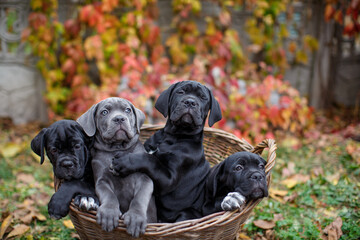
top-left (113, 116), bottom-right (126, 124)
top-left (61, 160), bottom-right (74, 168)
top-left (250, 172), bottom-right (263, 181)
top-left (184, 98), bottom-right (196, 108)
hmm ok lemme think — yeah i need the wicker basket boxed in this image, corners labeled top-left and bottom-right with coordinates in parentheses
top-left (58, 124), bottom-right (277, 240)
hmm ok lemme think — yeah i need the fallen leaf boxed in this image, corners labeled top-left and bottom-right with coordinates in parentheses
top-left (270, 189), bottom-right (288, 197)
top-left (284, 192), bottom-right (298, 203)
top-left (71, 232), bottom-right (80, 239)
top-left (34, 212), bottom-right (46, 221)
top-left (322, 217), bottom-right (343, 240)
top-left (269, 189), bottom-right (288, 203)
top-left (20, 213), bottom-right (33, 224)
top-left (281, 174), bottom-right (310, 188)
top-left (16, 173), bottom-right (35, 184)
top-left (6, 224), bottom-right (30, 239)
top-left (326, 173), bottom-right (340, 185)
top-left (0, 143), bottom-right (23, 158)
top-left (312, 166), bottom-right (324, 177)
top-left (0, 199), bottom-right (9, 209)
top-left (0, 214), bottom-right (12, 239)
top-left (19, 211), bottom-right (46, 224)
top-left (274, 213), bottom-right (284, 222)
top-left (238, 232), bottom-right (252, 239)
top-left (253, 219), bottom-right (276, 229)
top-left (282, 162), bottom-right (296, 178)
top-left (63, 219), bottom-right (74, 229)
top-left (265, 229), bottom-right (275, 240)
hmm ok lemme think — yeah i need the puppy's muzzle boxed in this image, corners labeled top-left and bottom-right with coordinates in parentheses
top-left (112, 115), bottom-right (127, 124)
top-left (59, 158), bottom-right (76, 169)
top-left (183, 98), bottom-right (198, 108)
top-left (249, 172), bottom-right (264, 181)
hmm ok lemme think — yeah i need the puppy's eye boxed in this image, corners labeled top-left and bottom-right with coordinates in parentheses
top-left (74, 144), bottom-right (81, 150)
top-left (259, 164), bottom-right (265, 169)
top-left (50, 147), bottom-right (57, 154)
top-left (177, 90), bottom-right (185, 95)
top-left (101, 110), bottom-right (109, 116)
top-left (235, 165), bottom-right (243, 171)
top-left (200, 94), bottom-right (207, 100)
top-left (125, 107), bottom-right (132, 114)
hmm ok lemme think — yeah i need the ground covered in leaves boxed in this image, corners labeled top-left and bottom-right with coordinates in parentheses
top-left (0, 118), bottom-right (359, 239)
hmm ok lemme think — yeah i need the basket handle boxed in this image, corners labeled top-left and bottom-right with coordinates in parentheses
top-left (251, 139), bottom-right (277, 174)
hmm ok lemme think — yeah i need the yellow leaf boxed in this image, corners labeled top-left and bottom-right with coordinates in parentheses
top-left (31, 0), bottom-right (42, 9)
top-left (6, 224), bottom-right (30, 239)
top-left (270, 189), bottom-right (288, 197)
top-left (238, 232), bottom-right (252, 239)
top-left (30, 151), bottom-right (41, 163)
top-left (0, 143), bottom-right (22, 158)
top-left (281, 178), bottom-right (298, 188)
top-left (0, 214), bottom-right (12, 239)
top-left (35, 213), bottom-right (47, 221)
top-left (63, 220), bottom-right (74, 229)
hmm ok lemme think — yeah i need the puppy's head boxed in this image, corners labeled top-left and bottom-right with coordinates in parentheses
top-left (77, 97), bottom-right (145, 149)
top-left (155, 81), bottom-right (222, 134)
top-left (208, 152), bottom-right (268, 201)
top-left (30, 120), bottom-right (93, 180)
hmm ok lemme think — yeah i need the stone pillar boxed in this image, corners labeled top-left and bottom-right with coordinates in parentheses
top-left (0, 0), bottom-right (48, 124)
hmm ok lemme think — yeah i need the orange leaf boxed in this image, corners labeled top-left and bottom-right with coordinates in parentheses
top-left (0, 214), bottom-right (12, 239)
top-left (325, 4), bottom-right (336, 21)
top-left (63, 219), bottom-right (74, 229)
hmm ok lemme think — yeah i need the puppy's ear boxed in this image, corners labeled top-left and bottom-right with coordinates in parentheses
top-left (155, 82), bottom-right (180, 118)
top-left (258, 155), bottom-right (267, 168)
top-left (31, 128), bottom-right (48, 165)
top-left (207, 161), bottom-right (226, 198)
top-left (207, 88), bottom-right (222, 127)
top-left (130, 104), bottom-right (145, 133)
top-left (77, 104), bottom-right (98, 137)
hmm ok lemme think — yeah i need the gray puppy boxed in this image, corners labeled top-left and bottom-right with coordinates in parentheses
top-left (77, 97), bottom-right (156, 237)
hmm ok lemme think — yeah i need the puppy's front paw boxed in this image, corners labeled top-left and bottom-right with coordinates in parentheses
top-left (110, 155), bottom-right (131, 177)
top-left (48, 195), bottom-right (70, 219)
top-left (74, 195), bottom-right (99, 211)
top-left (97, 205), bottom-right (122, 232)
top-left (221, 192), bottom-right (246, 211)
top-left (122, 211), bottom-right (147, 238)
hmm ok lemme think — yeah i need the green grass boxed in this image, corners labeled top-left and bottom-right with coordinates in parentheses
top-left (243, 140), bottom-right (360, 240)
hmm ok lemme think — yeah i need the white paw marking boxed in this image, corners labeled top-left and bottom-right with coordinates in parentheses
top-left (79, 197), bottom-right (98, 211)
top-left (221, 192), bottom-right (246, 211)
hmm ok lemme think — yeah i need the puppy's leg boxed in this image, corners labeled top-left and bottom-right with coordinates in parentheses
top-left (48, 180), bottom-right (96, 219)
top-left (96, 182), bottom-right (122, 232)
top-left (221, 192), bottom-right (246, 211)
top-left (122, 174), bottom-right (154, 238)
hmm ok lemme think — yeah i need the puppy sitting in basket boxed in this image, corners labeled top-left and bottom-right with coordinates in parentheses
top-left (202, 152), bottom-right (269, 216)
top-left (31, 120), bottom-right (99, 219)
top-left (77, 97), bottom-right (156, 237)
top-left (110, 81), bottom-right (222, 223)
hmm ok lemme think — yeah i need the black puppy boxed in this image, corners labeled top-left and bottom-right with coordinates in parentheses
top-left (31, 120), bottom-right (98, 219)
top-left (202, 152), bottom-right (269, 216)
top-left (110, 80), bottom-right (222, 222)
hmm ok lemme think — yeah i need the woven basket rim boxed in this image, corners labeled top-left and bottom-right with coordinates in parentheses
top-left (63, 124), bottom-right (277, 237)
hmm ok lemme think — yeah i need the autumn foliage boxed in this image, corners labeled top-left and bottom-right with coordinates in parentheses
top-left (22, 0), bottom-right (317, 143)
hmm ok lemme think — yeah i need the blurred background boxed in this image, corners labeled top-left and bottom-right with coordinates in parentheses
top-left (0, 0), bottom-right (359, 239)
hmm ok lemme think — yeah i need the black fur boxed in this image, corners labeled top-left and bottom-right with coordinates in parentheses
top-left (31, 120), bottom-right (98, 219)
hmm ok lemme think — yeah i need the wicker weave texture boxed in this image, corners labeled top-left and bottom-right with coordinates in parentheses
top-left (63, 125), bottom-right (277, 240)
